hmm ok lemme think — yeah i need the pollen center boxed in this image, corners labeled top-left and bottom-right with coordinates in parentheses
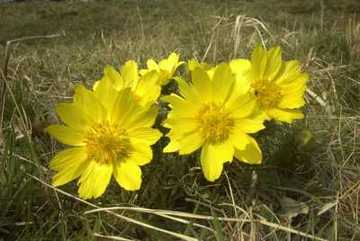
top-left (252, 80), bottom-right (283, 108)
top-left (197, 103), bottom-right (234, 144)
top-left (84, 123), bottom-right (132, 164)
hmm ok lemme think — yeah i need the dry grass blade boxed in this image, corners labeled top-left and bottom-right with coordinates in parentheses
top-left (257, 219), bottom-right (329, 241)
top-left (93, 232), bottom-right (137, 241)
top-left (27, 174), bottom-right (199, 241)
top-left (86, 207), bottom-right (328, 241)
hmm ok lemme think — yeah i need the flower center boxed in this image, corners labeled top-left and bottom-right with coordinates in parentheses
top-left (252, 80), bottom-right (283, 108)
top-left (197, 103), bottom-right (234, 144)
top-left (84, 123), bottom-right (132, 164)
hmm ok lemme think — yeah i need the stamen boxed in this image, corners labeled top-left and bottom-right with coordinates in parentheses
top-left (84, 123), bottom-right (132, 164)
top-left (252, 80), bottom-right (283, 108)
top-left (197, 104), bottom-right (234, 144)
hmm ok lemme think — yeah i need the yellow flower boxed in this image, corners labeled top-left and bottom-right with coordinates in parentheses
top-left (187, 59), bottom-right (212, 72)
top-left (47, 83), bottom-right (162, 199)
top-left (230, 45), bottom-right (309, 123)
top-left (163, 63), bottom-right (266, 181)
top-left (94, 60), bottom-right (161, 107)
top-left (140, 52), bottom-right (183, 85)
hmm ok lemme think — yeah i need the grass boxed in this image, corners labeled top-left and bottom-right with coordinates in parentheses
top-left (1, 0), bottom-right (360, 240)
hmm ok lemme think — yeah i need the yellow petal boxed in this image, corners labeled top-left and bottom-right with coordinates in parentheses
top-left (56, 103), bottom-right (94, 130)
top-left (278, 94), bottom-right (305, 109)
top-left (211, 63), bottom-right (235, 104)
top-left (229, 130), bottom-right (250, 150)
top-left (130, 142), bottom-right (153, 166)
top-left (267, 108), bottom-right (304, 123)
top-left (162, 94), bottom-right (199, 119)
top-left (187, 59), bottom-right (211, 72)
top-left (279, 72), bottom-right (308, 94)
top-left (128, 127), bottom-right (162, 145)
top-left (93, 68), bottom-right (120, 113)
top-left (200, 141), bottom-right (234, 181)
top-left (121, 60), bottom-right (139, 87)
top-left (78, 161), bottom-right (113, 199)
top-left (234, 136), bottom-right (262, 164)
top-left (264, 46), bottom-right (282, 81)
top-left (146, 59), bottom-right (159, 70)
top-left (134, 70), bottom-right (161, 106)
top-left (159, 52), bottom-right (181, 73)
top-left (104, 65), bottom-right (125, 90)
top-left (113, 160), bottom-right (142, 191)
top-left (125, 105), bottom-right (159, 129)
top-left (229, 58), bottom-right (251, 76)
top-left (163, 138), bottom-right (179, 153)
top-left (191, 67), bottom-right (212, 102)
top-left (178, 131), bottom-right (204, 155)
top-left (49, 147), bottom-right (87, 171)
top-left (250, 45), bottom-right (267, 80)
top-left (47, 125), bottom-right (85, 146)
top-left (110, 88), bottom-right (141, 126)
top-left (176, 77), bottom-right (201, 103)
top-left (50, 147), bottom-right (88, 186)
top-left (234, 114), bottom-right (266, 134)
top-left (73, 85), bottom-right (105, 122)
top-left (275, 60), bottom-right (301, 84)
top-left (229, 58), bottom-right (252, 96)
top-left (164, 117), bottom-right (198, 136)
top-left (229, 93), bottom-right (257, 119)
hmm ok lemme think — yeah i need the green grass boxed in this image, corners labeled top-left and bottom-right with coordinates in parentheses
top-left (1, 0), bottom-right (360, 240)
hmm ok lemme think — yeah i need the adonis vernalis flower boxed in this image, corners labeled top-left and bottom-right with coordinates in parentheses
top-left (140, 52), bottom-right (183, 85)
top-left (47, 83), bottom-right (161, 199)
top-left (94, 60), bottom-right (161, 107)
top-left (230, 45), bottom-right (309, 123)
top-left (163, 63), bottom-right (266, 181)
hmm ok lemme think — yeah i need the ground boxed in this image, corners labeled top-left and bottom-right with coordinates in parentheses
top-left (0, 0), bottom-right (359, 240)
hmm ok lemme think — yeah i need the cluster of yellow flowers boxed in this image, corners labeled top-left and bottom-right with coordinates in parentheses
top-left (47, 46), bottom-right (308, 199)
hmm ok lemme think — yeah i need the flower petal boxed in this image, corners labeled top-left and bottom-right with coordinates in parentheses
top-left (73, 85), bottom-right (106, 122)
top-left (163, 137), bottom-right (179, 153)
top-left (267, 108), bottom-right (304, 123)
top-left (178, 131), bottom-right (204, 155)
top-left (50, 147), bottom-right (88, 186)
top-left (110, 88), bottom-right (142, 126)
top-left (93, 67), bottom-right (120, 113)
top-left (104, 65), bottom-right (126, 90)
top-left (250, 45), bottom-right (267, 80)
top-left (47, 125), bottom-right (85, 146)
top-left (229, 58), bottom-right (251, 96)
top-left (128, 127), bottom-right (162, 145)
top-left (162, 94), bottom-right (199, 119)
top-left (113, 160), bottom-right (142, 191)
top-left (200, 141), bottom-right (234, 181)
top-left (56, 103), bottom-right (94, 130)
top-left (211, 63), bottom-right (235, 104)
top-left (134, 71), bottom-right (161, 107)
top-left (130, 142), bottom-right (153, 166)
top-left (234, 136), bottom-right (262, 164)
top-left (264, 46), bottom-right (282, 81)
top-left (278, 94), bottom-right (305, 109)
top-left (229, 130), bottom-right (250, 150)
top-left (275, 60), bottom-right (302, 84)
top-left (234, 113), bottom-right (266, 134)
top-left (78, 161), bottom-right (113, 199)
top-left (175, 77), bottom-right (200, 102)
top-left (191, 67), bottom-right (212, 101)
top-left (229, 93), bottom-right (257, 119)
top-left (121, 60), bottom-right (139, 87)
